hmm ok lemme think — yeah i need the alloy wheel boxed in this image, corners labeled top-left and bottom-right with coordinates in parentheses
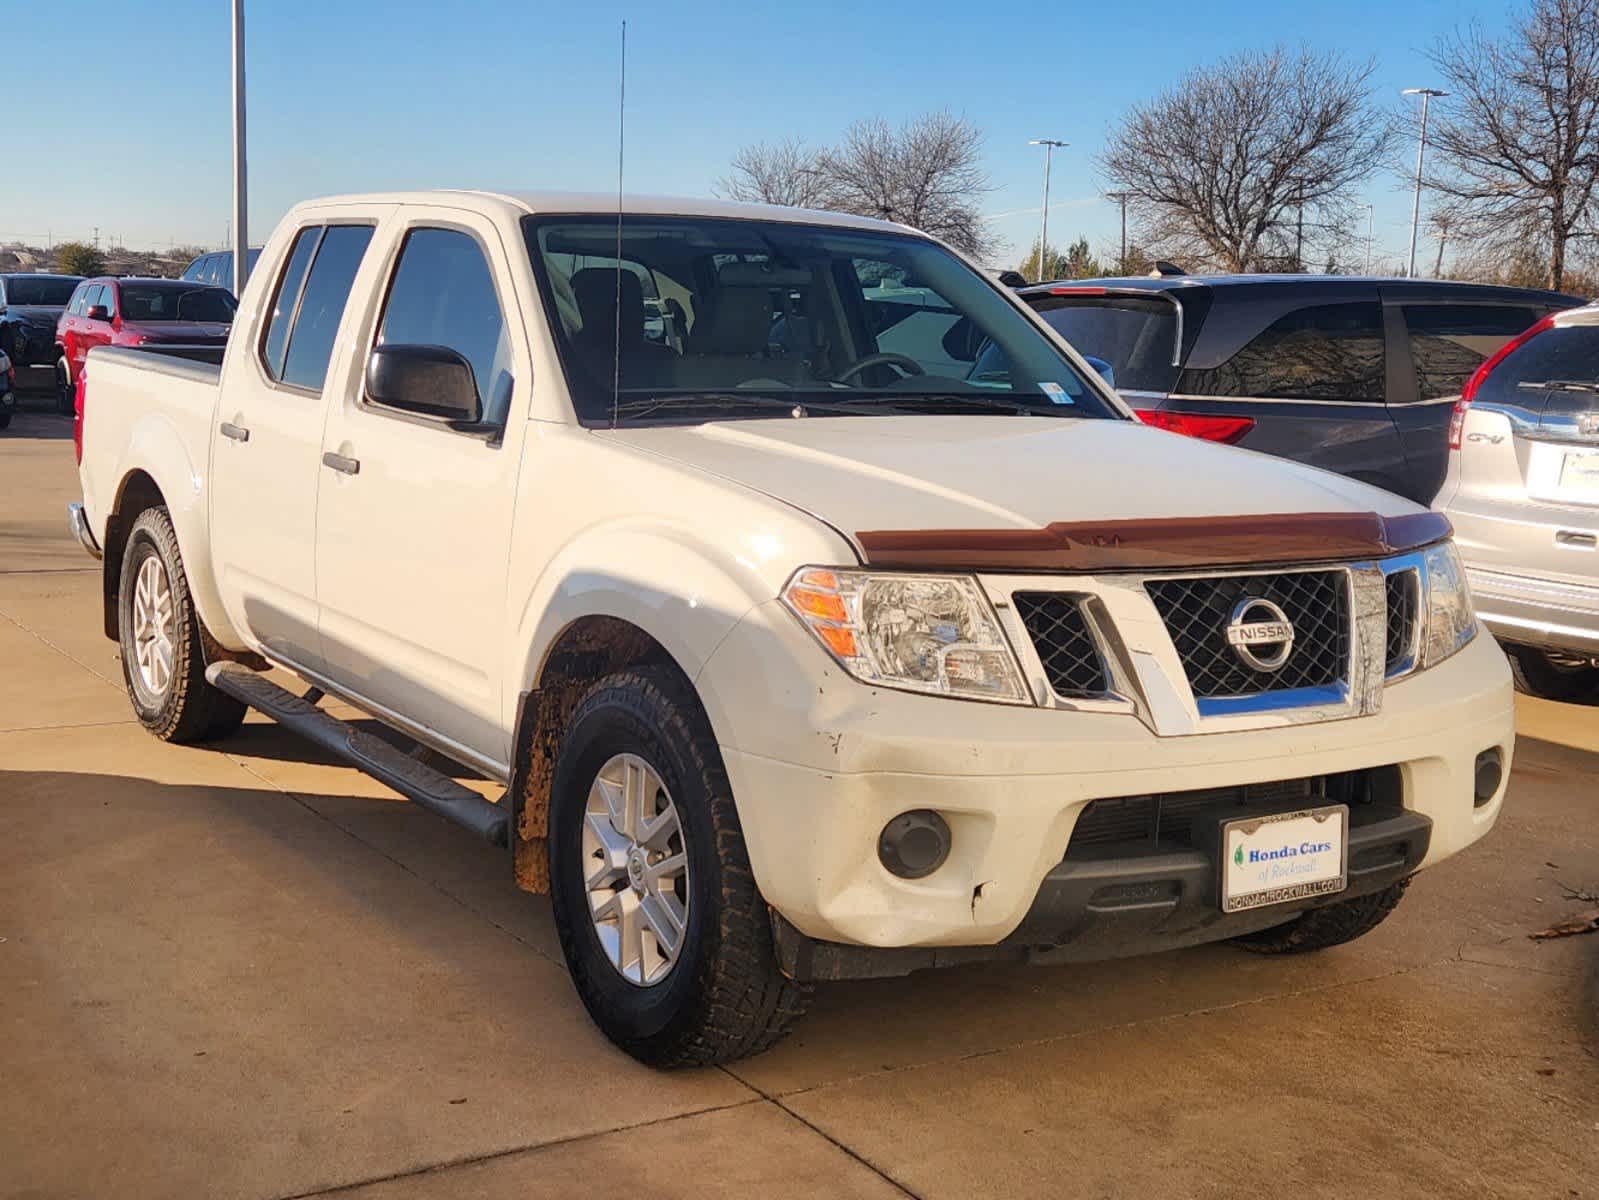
top-left (131, 554), bottom-right (176, 697)
top-left (581, 752), bottom-right (690, 986)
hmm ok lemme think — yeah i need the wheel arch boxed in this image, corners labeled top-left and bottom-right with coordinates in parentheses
top-left (508, 613), bottom-right (706, 895)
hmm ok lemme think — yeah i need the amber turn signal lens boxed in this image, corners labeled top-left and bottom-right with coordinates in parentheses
top-left (787, 587), bottom-right (848, 622)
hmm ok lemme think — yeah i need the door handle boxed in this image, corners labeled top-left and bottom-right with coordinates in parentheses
top-left (219, 421), bottom-right (250, 443)
top-left (322, 451), bottom-right (360, 476)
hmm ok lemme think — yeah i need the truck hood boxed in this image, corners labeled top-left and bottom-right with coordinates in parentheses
top-left (604, 416), bottom-right (1422, 539)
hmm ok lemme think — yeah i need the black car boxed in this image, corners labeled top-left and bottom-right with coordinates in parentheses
top-left (0, 273), bottom-right (83, 368)
top-left (181, 249), bottom-right (261, 296)
top-left (1019, 276), bottom-right (1587, 503)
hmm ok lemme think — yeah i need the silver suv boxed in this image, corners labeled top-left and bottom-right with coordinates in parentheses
top-left (1436, 304), bottom-right (1599, 699)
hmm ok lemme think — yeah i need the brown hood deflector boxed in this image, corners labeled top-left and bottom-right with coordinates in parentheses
top-left (856, 511), bottom-right (1452, 573)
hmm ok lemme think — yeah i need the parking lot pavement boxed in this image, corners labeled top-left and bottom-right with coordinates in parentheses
top-left (3, 388), bottom-right (1597, 1199)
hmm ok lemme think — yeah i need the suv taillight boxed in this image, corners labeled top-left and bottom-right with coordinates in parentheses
top-left (73, 367), bottom-right (87, 465)
top-left (1135, 409), bottom-right (1255, 445)
top-left (1451, 314), bottom-right (1558, 449)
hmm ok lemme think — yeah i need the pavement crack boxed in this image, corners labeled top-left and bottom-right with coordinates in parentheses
top-left (265, 1095), bottom-right (768, 1199)
top-left (720, 1067), bottom-right (923, 1199)
top-left (0, 607), bottom-right (122, 689)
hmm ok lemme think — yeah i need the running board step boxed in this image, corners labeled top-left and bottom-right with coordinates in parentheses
top-left (206, 662), bottom-right (509, 847)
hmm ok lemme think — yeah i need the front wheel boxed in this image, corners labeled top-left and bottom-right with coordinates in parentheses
top-left (547, 666), bottom-right (811, 1066)
top-left (116, 506), bottom-right (247, 743)
top-left (1505, 644), bottom-right (1599, 701)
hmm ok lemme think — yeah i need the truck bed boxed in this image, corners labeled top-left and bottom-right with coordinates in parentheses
top-left (78, 345), bottom-right (222, 548)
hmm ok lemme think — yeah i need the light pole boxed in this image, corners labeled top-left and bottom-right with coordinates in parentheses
top-left (1402, 87), bottom-right (1447, 279)
top-left (1364, 204), bottom-right (1374, 274)
top-left (231, 0), bottom-right (250, 294)
top-left (1106, 191), bottom-right (1133, 274)
top-left (1028, 138), bottom-right (1068, 280)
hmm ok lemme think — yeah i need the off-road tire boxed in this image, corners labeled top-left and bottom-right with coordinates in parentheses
top-left (1232, 880), bottom-right (1409, 955)
top-left (547, 666), bottom-right (811, 1066)
top-left (1505, 644), bottom-right (1599, 701)
top-left (117, 506), bottom-right (247, 743)
top-left (55, 355), bottom-right (74, 416)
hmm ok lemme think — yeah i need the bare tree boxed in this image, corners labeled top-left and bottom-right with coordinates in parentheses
top-left (721, 112), bottom-right (995, 258)
top-left (1099, 47), bottom-right (1388, 272)
top-left (817, 113), bottom-right (994, 258)
top-left (716, 138), bottom-right (835, 209)
top-left (1423, 0), bottom-right (1599, 291)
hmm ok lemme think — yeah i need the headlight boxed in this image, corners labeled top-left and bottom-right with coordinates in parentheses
top-left (1420, 541), bottom-right (1477, 668)
top-left (781, 568), bottom-right (1030, 704)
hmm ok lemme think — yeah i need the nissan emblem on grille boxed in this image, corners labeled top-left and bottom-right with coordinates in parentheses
top-left (1224, 597), bottom-right (1295, 672)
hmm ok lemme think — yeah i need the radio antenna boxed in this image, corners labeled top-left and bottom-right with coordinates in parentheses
top-left (611, 19), bottom-right (626, 430)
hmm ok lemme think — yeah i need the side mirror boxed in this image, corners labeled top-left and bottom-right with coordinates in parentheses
top-left (86, 305), bottom-right (110, 321)
top-left (1084, 355), bottom-right (1116, 388)
top-left (365, 344), bottom-right (482, 425)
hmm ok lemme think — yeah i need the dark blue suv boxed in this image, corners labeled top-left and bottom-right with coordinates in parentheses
top-left (0, 273), bottom-right (82, 368)
top-left (1020, 276), bottom-right (1586, 503)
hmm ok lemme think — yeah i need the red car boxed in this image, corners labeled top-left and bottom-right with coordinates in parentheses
top-left (54, 277), bottom-right (235, 413)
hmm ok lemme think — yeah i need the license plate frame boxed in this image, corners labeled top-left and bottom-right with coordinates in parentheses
top-left (1559, 449), bottom-right (1599, 496)
top-left (1220, 804), bottom-right (1348, 914)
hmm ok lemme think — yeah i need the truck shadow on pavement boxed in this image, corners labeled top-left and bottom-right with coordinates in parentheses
top-left (7, 728), bottom-right (1597, 1090)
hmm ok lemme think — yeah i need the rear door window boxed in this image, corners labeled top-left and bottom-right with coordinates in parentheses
top-left (275, 225), bottom-right (374, 391)
top-left (372, 227), bottom-right (512, 423)
top-left (261, 228), bottom-right (322, 379)
top-left (1180, 303), bottom-right (1386, 402)
top-left (1401, 305), bottom-right (1542, 401)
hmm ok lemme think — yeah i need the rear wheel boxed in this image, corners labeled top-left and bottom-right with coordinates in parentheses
top-left (116, 507), bottom-right (247, 743)
top-left (1232, 880), bottom-right (1409, 954)
top-left (547, 666), bottom-right (811, 1066)
top-left (55, 356), bottom-right (74, 416)
top-left (1505, 644), bottom-right (1599, 701)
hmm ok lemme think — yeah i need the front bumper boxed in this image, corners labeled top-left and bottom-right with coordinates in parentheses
top-left (1468, 564), bottom-right (1599, 654)
top-left (699, 602), bottom-right (1513, 952)
top-left (775, 807), bottom-right (1431, 980)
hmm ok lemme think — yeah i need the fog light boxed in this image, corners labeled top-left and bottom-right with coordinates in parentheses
top-left (878, 810), bottom-right (951, 879)
top-left (1473, 749), bottom-right (1503, 808)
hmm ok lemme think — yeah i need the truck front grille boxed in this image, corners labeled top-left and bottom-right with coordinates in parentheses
top-left (1013, 592), bottom-right (1109, 697)
top-left (1145, 569), bottom-right (1348, 698)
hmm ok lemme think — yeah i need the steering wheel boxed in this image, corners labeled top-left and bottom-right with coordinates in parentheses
top-left (835, 352), bottom-right (926, 382)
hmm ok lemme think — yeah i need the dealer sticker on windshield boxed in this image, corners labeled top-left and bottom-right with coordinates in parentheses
top-left (1038, 381), bottom-right (1074, 405)
top-left (1221, 805), bottom-right (1347, 913)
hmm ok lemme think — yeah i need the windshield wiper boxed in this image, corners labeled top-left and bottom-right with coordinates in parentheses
top-left (609, 392), bottom-right (897, 421)
top-left (838, 390), bottom-right (1065, 416)
top-left (1517, 379), bottom-right (1599, 392)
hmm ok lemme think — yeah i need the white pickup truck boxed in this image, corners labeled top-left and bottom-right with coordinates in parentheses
top-left (71, 190), bottom-right (1512, 1066)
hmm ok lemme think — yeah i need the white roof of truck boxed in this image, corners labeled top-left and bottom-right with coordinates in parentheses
top-left (293, 189), bottom-right (911, 236)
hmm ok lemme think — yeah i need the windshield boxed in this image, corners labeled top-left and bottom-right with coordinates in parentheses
top-left (7, 277), bottom-right (80, 306)
top-left (522, 215), bottom-right (1119, 425)
top-left (1028, 294), bottom-right (1199, 394)
top-left (119, 284), bottom-right (236, 324)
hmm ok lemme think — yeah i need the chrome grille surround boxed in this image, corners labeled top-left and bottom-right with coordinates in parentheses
top-left (986, 551), bottom-right (1435, 736)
